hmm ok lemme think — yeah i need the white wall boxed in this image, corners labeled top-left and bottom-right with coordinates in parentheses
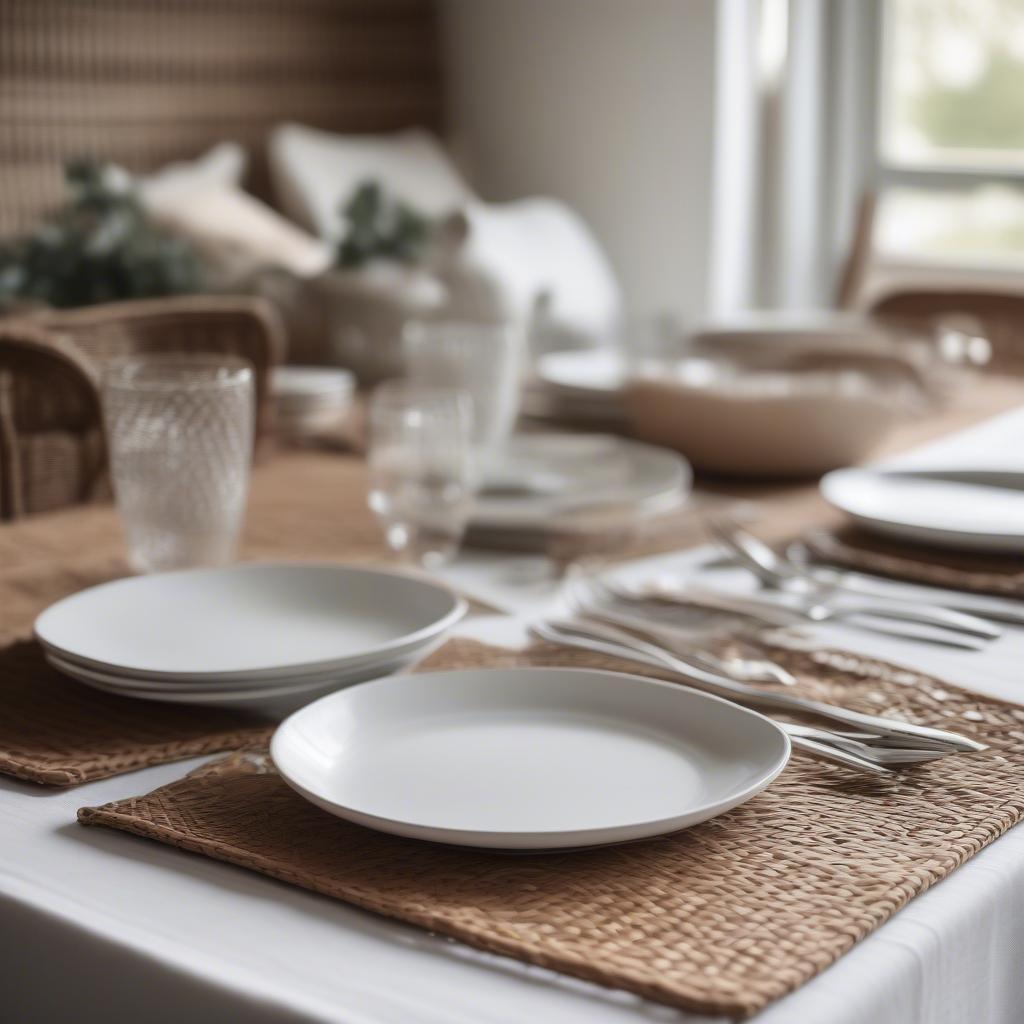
top-left (440, 0), bottom-right (719, 322)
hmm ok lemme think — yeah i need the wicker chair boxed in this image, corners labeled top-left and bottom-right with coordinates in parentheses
top-left (869, 290), bottom-right (1024, 371)
top-left (0, 325), bottom-right (106, 520)
top-left (0, 0), bottom-right (441, 517)
top-left (0, 296), bottom-right (285, 520)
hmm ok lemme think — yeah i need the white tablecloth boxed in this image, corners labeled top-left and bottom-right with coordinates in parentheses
top-left (5, 411), bottom-right (1024, 1024)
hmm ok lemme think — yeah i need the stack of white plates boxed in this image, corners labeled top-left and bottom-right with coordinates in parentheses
top-left (530, 350), bottom-right (627, 425)
top-left (35, 564), bottom-right (465, 710)
top-left (468, 433), bottom-right (691, 549)
top-left (272, 366), bottom-right (356, 441)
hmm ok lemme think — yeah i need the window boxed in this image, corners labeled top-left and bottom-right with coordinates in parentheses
top-left (873, 0), bottom-right (1024, 269)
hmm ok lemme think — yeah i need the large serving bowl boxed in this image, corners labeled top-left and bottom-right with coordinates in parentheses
top-left (624, 315), bottom-right (932, 478)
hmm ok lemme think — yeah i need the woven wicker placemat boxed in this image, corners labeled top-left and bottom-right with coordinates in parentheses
top-left (79, 637), bottom-right (1024, 1018)
top-left (803, 526), bottom-right (1024, 596)
top-left (0, 553), bottom-right (273, 786)
top-left (0, 640), bottom-right (273, 786)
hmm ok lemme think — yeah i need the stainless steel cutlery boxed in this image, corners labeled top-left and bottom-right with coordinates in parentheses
top-left (706, 516), bottom-right (1001, 638)
top-left (532, 617), bottom-right (986, 776)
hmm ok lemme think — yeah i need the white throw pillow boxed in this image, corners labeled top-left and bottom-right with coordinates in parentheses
top-left (143, 184), bottom-right (333, 284)
top-left (133, 142), bottom-right (332, 283)
top-left (439, 198), bottom-right (621, 347)
top-left (138, 142), bottom-right (248, 201)
top-left (268, 122), bottom-right (472, 239)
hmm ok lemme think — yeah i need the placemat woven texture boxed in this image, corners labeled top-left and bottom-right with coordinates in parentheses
top-left (0, 553), bottom-right (276, 786)
top-left (0, 640), bottom-right (272, 786)
top-left (79, 637), bottom-right (1024, 1018)
top-left (805, 527), bottom-right (1024, 596)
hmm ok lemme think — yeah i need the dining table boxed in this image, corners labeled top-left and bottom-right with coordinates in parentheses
top-left (4, 373), bottom-right (1024, 1024)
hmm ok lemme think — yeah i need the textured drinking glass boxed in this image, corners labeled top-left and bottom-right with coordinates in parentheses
top-left (402, 320), bottom-right (523, 455)
top-left (367, 382), bottom-right (476, 567)
top-left (102, 354), bottom-right (254, 573)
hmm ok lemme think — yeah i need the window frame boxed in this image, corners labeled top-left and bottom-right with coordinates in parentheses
top-left (872, 0), bottom-right (1024, 189)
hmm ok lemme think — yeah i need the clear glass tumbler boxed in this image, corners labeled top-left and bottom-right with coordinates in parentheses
top-left (367, 382), bottom-right (476, 567)
top-left (402, 320), bottom-right (523, 456)
top-left (102, 354), bottom-right (254, 573)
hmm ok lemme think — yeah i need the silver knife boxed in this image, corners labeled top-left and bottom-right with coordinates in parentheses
top-left (788, 542), bottom-right (1024, 626)
top-left (681, 584), bottom-right (989, 651)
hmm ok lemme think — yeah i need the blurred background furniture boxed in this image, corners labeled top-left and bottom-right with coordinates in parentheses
top-left (24, 296), bottom-right (286, 442)
top-left (869, 290), bottom-right (1024, 372)
top-left (838, 192), bottom-right (1024, 369)
top-left (0, 0), bottom-right (620, 377)
top-left (0, 0), bottom-right (442, 236)
top-left (0, 324), bottom-right (105, 520)
top-left (0, 296), bottom-right (284, 519)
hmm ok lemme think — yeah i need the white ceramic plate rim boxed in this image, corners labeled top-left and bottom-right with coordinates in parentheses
top-left (35, 627), bottom-right (443, 684)
top-left (48, 653), bottom-right (412, 705)
top-left (34, 563), bottom-right (466, 678)
top-left (271, 668), bottom-right (790, 850)
top-left (43, 647), bottom-right (428, 693)
top-left (471, 435), bottom-right (692, 529)
top-left (537, 350), bottom-right (625, 395)
top-left (821, 468), bottom-right (1024, 552)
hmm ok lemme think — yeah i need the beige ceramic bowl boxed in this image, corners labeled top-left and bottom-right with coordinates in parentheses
top-left (626, 378), bottom-right (918, 478)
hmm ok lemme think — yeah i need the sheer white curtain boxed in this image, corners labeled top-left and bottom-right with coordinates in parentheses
top-left (709, 0), bottom-right (877, 315)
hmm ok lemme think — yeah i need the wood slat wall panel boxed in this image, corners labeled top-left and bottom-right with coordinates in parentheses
top-left (0, 0), bottom-right (442, 233)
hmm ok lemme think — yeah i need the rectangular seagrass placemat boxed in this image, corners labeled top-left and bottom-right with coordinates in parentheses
top-left (0, 639), bottom-right (273, 786)
top-left (79, 637), bottom-right (1024, 1018)
top-left (803, 526), bottom-right (1024, 596)
top-left (0, 556), bottom-right (272, 786)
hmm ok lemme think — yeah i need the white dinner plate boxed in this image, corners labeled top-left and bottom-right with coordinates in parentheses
top-left (44, 644), bottom-right (428, 695)
top-left (37, 624), bottom-right (443, 686)
top-left (271, 667), bottom-right (789, 850)
top-left (46, 652), bottom-right (409, 706)
top-left (472, 434), bottom-right (691, 530)
top-left (821, 468), bottom-right (1024, 552)
top-left (35, 564), bottom-right (465, 679)
top-left (536, 349), bottom-right (625, 396)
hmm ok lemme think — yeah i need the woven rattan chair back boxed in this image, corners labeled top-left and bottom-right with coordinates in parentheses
top-left (0, 328), bottom-right (106, 520)
top-left (34, 296), bottom-right (287, 446)
top-left (870, 289), bottom-right (1024, 371)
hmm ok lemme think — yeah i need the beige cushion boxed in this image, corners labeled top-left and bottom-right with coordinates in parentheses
top-left (143, 184), bottom-right (333, 284)
top-left (136, 143), bottom-right (332, 284)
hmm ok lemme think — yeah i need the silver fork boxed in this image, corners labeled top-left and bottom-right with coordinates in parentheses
top-left (565, 615), bottom-right (947, 768)
top-left (534, 619), bottom-right (980, 775)
top-left (705, 515), bottom-right (1001, 642)
top-left (532, 617), bottom-right (987, 753)
top-left (569, 575), bottom-right (798, 685)
top-left (531, 620), bottom-right (940, 776)
top-left (599, 576), bottom-right (989, 651)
